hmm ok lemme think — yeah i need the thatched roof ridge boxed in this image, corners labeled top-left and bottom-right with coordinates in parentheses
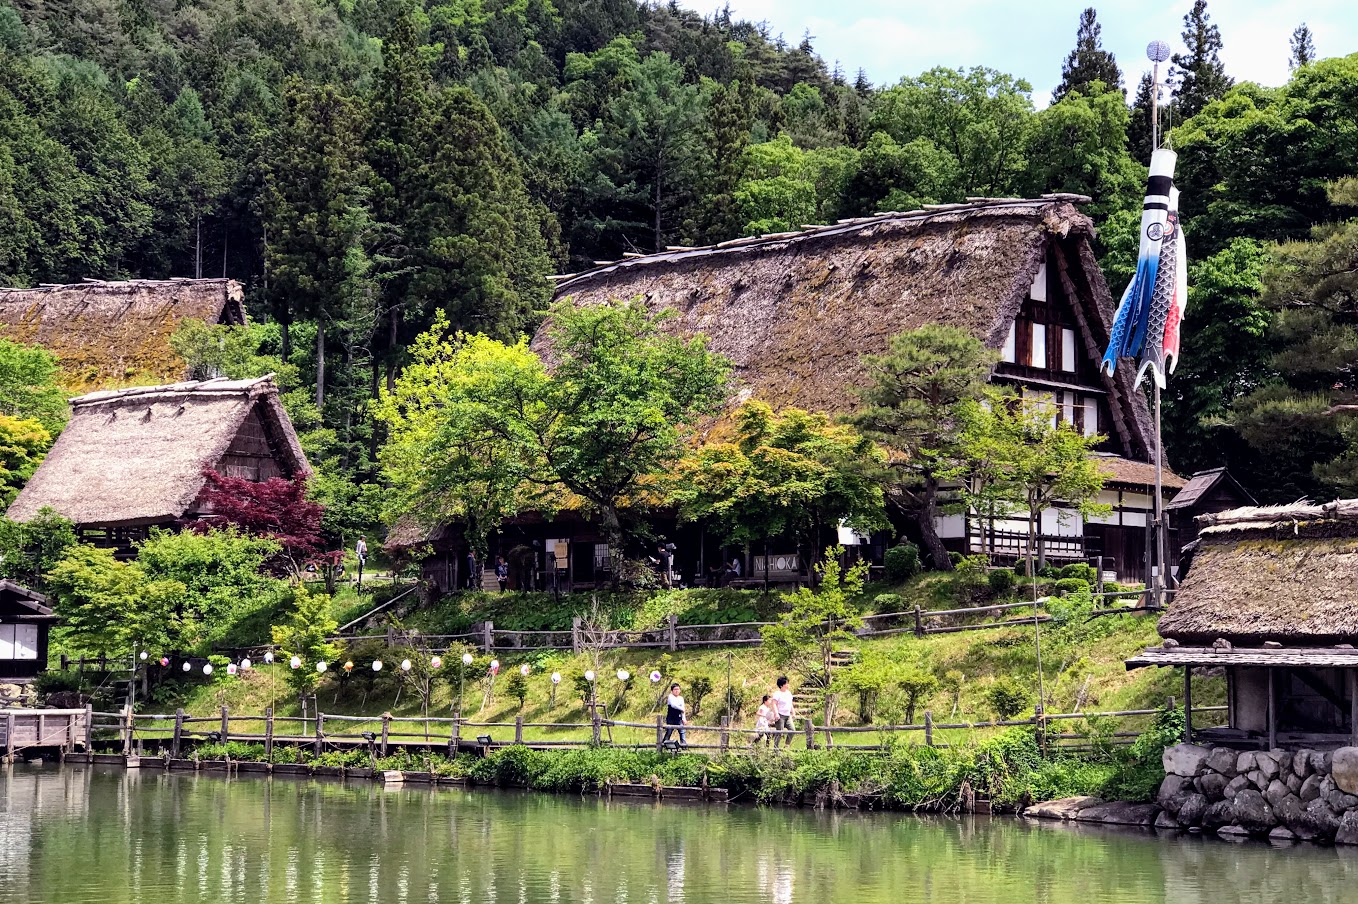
top-left (7, 375), bottom-right (307, 528)
top-left (1158, 499), bottom-right (1358, 645)
top-left (1094, 454), bottom-right (1186, 490)
top-left (547, 196), bottom-right (1155, 465)
top-left (0, 278), bottom-right (246, 390)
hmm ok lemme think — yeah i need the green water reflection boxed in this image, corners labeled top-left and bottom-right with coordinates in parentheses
top-left (2, 765), bottom-right (1355, 903)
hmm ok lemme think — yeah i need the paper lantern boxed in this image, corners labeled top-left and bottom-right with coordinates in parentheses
top-left (160, 657), bottom-right (169, 667)
top-left (203, 663), bottom-right (214, 676)
top-left (241, 658), bottom-right (252, 670)
top-left (584, 670), bottom-right (595, 683)
top-left (462, 653), bottom-right (474, 666)
top-left (289, 656), bottom-right (302, 670)
top-left (182, 662), bottom-right (192, 672)
top-left (343, 660), bottom-right (354, 672)
top-left (430, 656), bottom-right (442, 669)
top-left (649, 670), bottom-right (662, 683)
top-left (227, 664), bottom-right (238, 676)
top-left (519, 664), bottom-right (530, 677)
top-left (617, 669), bottom-right (629, 682)
top-left (551, 672), bottom-right (561, 685)
top-left (139, 651), bottom-right (148, 661)
top-left (263, 652), bottom-right (274, 664)
top-left (401, 659), bottom-right (412, 672)
top-left (372, 660), bottom-right (383, 671)
top-left (316, 661), bottom-right (327, 673)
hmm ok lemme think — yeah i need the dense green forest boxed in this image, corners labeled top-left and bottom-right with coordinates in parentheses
top-left (2, 0), bottom-right (1358, 517)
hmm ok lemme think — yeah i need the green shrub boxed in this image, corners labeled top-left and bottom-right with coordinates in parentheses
top-left (985, 676), bottom-right (1031, 720)
top-left (1052, 577), bottom-right (1090, 596)
top-left (1037, 565), bottom-right (1060, 579)
top-left (1058, 563), bottom-right (1096, 582)
top-left (883, 543), bottom-right (921, 581)
top-left (987, 569), bottom-right (1016, 594)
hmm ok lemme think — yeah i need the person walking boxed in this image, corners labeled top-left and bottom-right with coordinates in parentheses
top-left (354, 535), bottom-right (368, 590)
top-left (657, 543), bottom-right (674, 588)
top-left (495, 556), bottom-right (509, 593)
top-left (663, 682), bottom-right (688, 747)
top-left (771, 676), bottom-right (795, 748)
top-left (752, 694), bottom-right (775, 747)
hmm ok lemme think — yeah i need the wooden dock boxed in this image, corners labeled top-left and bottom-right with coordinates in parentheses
top-left (1, 707), bottom-right (91, 761)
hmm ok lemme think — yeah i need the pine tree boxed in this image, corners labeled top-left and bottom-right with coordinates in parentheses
top-left (1053, 7), bottom-right (1123, 102)
top-left (1290, 23), bottom-right (1316, 70)
top-left (1172, 0), bottom-right (1233, 119)
top-left (1127, 71), bottom-right (1156, 163)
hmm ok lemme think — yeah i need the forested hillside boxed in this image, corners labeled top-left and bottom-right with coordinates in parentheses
top-left (2, 0), bottom-right (1358, 518)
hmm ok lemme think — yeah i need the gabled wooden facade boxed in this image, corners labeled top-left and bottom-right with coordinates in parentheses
top-left (0, 581), bottom-right (55, 683)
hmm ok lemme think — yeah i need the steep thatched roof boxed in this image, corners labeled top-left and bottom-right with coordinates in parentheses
top-left (1158, 500), bottom-right (1358, 645)
top-left (548, 195), bottom-right (1155, 464)
top-left (1094, 454), bottom-right (1186, 490)
top-left (7, 376), bottom-right (307, 528)
top-left (0, 278), bottom-right (246, 391)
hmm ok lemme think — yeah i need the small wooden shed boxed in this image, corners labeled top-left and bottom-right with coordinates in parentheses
top-left (0, 580), bottom-right (55, 683)
top-left (1127, 501), bottom-right (1358, 749)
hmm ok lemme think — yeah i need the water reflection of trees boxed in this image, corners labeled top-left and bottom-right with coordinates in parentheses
top-left (7, 770), bottom-right (1358, 902)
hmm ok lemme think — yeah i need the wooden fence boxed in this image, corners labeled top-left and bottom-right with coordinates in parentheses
top-left (82, 695), bottom-right (1221, 760)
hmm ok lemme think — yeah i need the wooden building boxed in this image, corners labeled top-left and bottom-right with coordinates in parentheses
top-left (1127, 501), bottom-right (1358, 749)
top-left (1166, 467), bottom-right (1257, 555)
top-left (6, 376), bottom-right (308, 549)
top-left (0, 580), bottom-right (55, 683)
top-left (0, 278), bottom-right (247, 391)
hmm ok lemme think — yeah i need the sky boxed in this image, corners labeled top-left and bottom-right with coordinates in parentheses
top-left (684, 0), bottom-right (1357, 105)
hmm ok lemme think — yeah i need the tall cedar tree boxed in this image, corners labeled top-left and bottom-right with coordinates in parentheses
top-left (1052, 8), bottom-right (1122, 102)
top-left (262, 81), bottom-right (374, 407)
top-left (1172, 1), bottom-right (1233, 120)
top-left (1127, 71), bottom-right (1156, 164)
top-left (1290, 24), bottom-right (1316, 70)
top-left (851, 326), bottom-right (996, 571)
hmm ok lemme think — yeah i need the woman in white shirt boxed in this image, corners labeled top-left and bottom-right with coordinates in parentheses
top-left (663, 682), bottom-right (688, 747)
top-left (752, 694), bottom-right (775, 746)
top-left (771, 676), bottom-right (795, 747)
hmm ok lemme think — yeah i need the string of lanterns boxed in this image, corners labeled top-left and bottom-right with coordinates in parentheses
top-left (135, 647), bottom-right (674, 685)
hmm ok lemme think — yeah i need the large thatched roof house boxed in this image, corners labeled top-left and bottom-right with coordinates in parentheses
top-left (0, 278), bottom-right (246, 390)
top-left (547, 195), bottom-right (1188, 582)
top-left (1128, 501), bottom-right (1358, 749)
top-left (7, 376), bottom-right (307, 548)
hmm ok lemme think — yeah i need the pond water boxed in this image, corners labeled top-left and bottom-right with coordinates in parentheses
top-left (2, 765), bottom-right (1356, 903)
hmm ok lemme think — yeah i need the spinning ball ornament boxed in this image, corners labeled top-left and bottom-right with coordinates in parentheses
top-left (1146, 39), bottom-right (1172, 63)
top-left (430, 656), bottom-right (442, 669)
top-left (241, 658), bottom-right (252, 670)
top-left (372, 660), bottom-right (383, 672)
top-left (519, 664), bottom-right (531, 677)
top-left (551, 672), bottom-right (562, 685)
top-left (401, 659), bottom-right (413, 672)
top-left (203, 663), bottom-right (213, 676)
top-left (316, 661), bottom-right (327, 673)
top-left (462, 653), bottom-right (474, 666)
top-left (650, 670), bottom-right (662, 684)
top-left (289, 656), bottom-right (302, 670)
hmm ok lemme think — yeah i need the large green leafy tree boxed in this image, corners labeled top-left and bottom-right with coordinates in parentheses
top-left (850, 326), bottom-right (996, 571)
top-left (1024, 81), bottom-right (1141, 223)
top-left (669, 401), bottom-right (886, 584)
top-left (1052, 7), bottom-right (1122, 102)
top-left (0, 338), bottom-right (67, 434)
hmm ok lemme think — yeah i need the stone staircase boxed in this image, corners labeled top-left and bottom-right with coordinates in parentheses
top-left (793, 650), bottom-right (857, 723)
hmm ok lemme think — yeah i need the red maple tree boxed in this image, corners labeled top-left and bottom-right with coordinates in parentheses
top-left (186, 470), bottom-right (342, 577)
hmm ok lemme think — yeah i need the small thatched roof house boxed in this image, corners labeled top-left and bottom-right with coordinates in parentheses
top-left (7, 376), bottom-right (307, 546)
top-left (1128, 501), bottom-right (1358, 749)
top-left (0, 278), bottom-right (246, 390)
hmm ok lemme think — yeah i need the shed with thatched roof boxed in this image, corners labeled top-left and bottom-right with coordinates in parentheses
top-left (0, 278), bottom-right (246, 391)
top-left (1128, 501), bottom-right (1358, 749)
top-left (6, 376), bottom-right (307, 549)
top-left (548, 196), bottom-right (1179, 582)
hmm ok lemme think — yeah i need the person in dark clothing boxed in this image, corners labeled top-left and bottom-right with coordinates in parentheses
top-left (657, 543), bottom-right (673, 588)
top-left (495, 556), bottom-right (509, 593)
top-left (464, 551), bottom-right (477, 590)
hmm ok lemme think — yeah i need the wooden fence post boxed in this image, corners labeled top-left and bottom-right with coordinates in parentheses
top-left (483, 621), bottom-right (493, 653)
top-left (803, 717), bottom-right (815, 751)
top-left (1095, 556), bottom-right (1104, 595)
top-left (452, 713), bottom-right (462, 750)
top-left (1034, 704), bottom-right (1046, 756)
top-left (172, 709), bottom-right (184, 758)
top-left (514, 716), bottom-right (523, 745)
top-left (4, 711), bottom-right (14, 763)
top-left (83, 703), bottom-right (93, 752)
top-left (220, 706), bottom-right (230, 744)
top-left (60, 653), bottom-right (69, 671)
top-left (924, 710), bottom-right (933, 747)
top-left (655, 715), bottom-right (664, 753)
top-left (380, 714), bottom-right (390, 757)
top-left (263, 707), bottom-right (274, 760)
top-left (571, 617), bottom-right (582, 655)
top-left (667, 614), bottom-right (678, 651)
top-left (314, 713), bottom-right (324, 757)
top-left (719, 716), bottom-right (729, 752)
top-left (121, 704), bottom-right (134, 756)
top-left (913, 605), bottom-right (923, 637)
top-left (591, 711), bottom-right (601, 745)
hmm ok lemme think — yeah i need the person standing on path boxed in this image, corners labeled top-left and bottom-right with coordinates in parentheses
top-left (495, 556), bottom-right (509, 593)
top-left (771, 676), bottom-right (795, 748)
top-left (752, 694), bottom-right (775, 746)
top-left (663, 682), bottom-right (688, 747)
